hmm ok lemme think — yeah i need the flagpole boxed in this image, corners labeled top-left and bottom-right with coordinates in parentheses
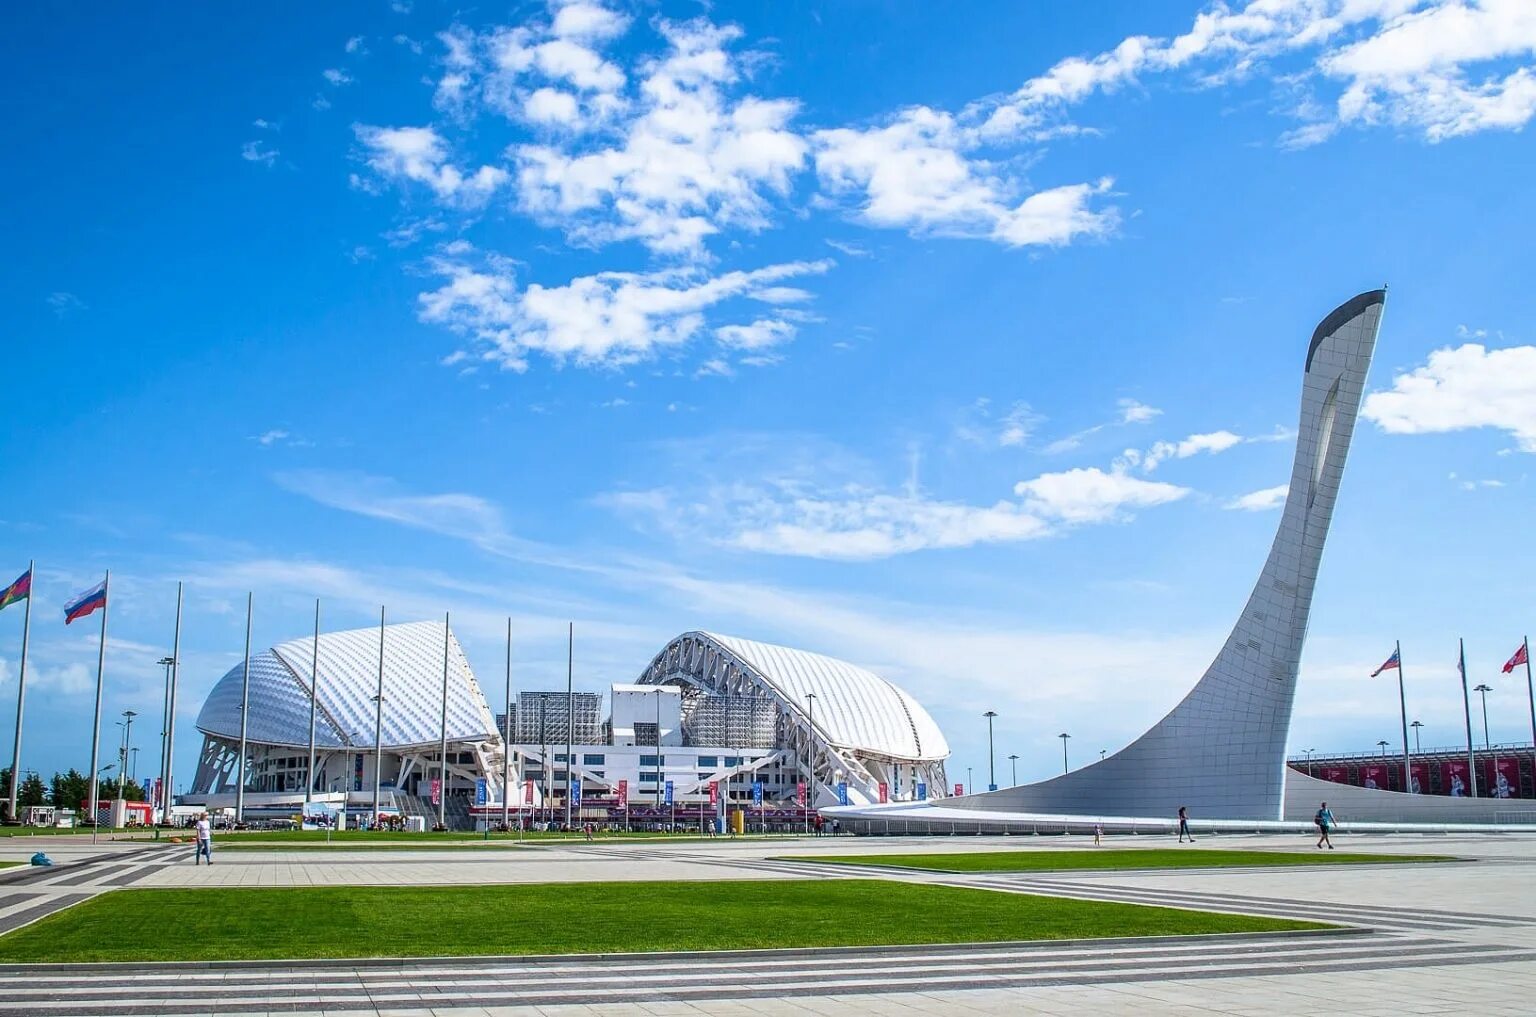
top-left (373, 607), bottom-right (384, 827)
top-left (1396, 640), bottom-right (1412, 793)
top-left (306, 599), bottom-right (319, 806)
top-left (6, 561), bottom-right (33, 823)
top-left (438, 611), bottom-right (449, 831)
top-left (163, 582), bottom-right (182, 824)
top-left (87, 570), bottom-right (110, 835)
top-left (1460, 637), bottom-right (1478, 798)
top-left (564, 621), bottom-right (573, 831)
top-left (502, 617), bottom-right (511, 834)
top-left (1524, 636), bottom-right (1534, 788)
top-left (236, 592), bottom-right (252, 824)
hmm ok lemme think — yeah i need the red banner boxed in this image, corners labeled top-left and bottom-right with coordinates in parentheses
top-left (708, 780), bottom-right (719, 805)
top-left (1409, 763), bottom-right (1428, 795)
top-left (878, 781), bottom-right (888, 803)
top-left (524, 779), bottom-right (535, 804)
top-left (1494, 758), bottom-right (1520, 799)
top-left (795, 781), bottom-right (806, 806)
top-left (617, 779), bottom-right (628, 808)
top-left (954, 783), bottom-right (964, 796)
top-left (1442, 760), bottom-right (1470, 798)
top-left (1361, 764), bottom-right (1388, 791)
top-left (430, 778), bottom-right (442, 805)
top-left (1319, 766), bottom-right (1349, 785)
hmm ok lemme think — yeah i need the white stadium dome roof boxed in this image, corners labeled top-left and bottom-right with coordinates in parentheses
top-left (696, 632), bottom-right (949, 762)
top-left (196, 620), bottom-right (499, 750)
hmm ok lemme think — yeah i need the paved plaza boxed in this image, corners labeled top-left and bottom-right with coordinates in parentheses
top-left (1, 832), bottom-right (1535, 1015)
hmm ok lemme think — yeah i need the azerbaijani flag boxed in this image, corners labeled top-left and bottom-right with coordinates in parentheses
top-left (63, 580), bottom-right (107, 625)
top-left (0, 568), bottom-right (30, 612)
top-left (1370, 647), bottom-right (1400, 677)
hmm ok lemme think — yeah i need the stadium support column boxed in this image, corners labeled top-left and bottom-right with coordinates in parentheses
top-left (438, 612), bottom-right (449, 831)
top-left (502, 618), bottom-right (512, 833)
top-left (306, 600), bottom-right (320, 805)
top-left (564, 622), bottom-right (573, 831)
top-left (236, 592), bottom-right (252, 824)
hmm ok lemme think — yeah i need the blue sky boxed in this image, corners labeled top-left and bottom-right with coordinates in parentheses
top-left (3, 0), bottom-right (1535, 794)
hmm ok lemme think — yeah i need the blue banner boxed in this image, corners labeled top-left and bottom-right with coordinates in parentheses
top-left (836, 781), bottom-right (849, 805)
top-left (475, 778), bottom-right (487, 806)
top-left (916, 782), bottom-right (927, 801)
top-left (664, 780), bottom-right (674, 805)
top-left (570, 778), bottom-right (581, 802)
top-left (751, 781), bottom-right (763, 804)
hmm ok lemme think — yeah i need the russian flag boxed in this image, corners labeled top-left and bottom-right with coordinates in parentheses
top-left (64, 580), bottom-right (107, 625)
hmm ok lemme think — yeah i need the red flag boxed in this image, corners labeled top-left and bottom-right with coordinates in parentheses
top-left (1503, 643), bottom-right (1529, 674)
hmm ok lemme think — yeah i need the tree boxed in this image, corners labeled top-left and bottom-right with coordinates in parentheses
top-left (17, 773), bottom-right (45, 808)
top-left (50, 769), bottom-right (88, 810)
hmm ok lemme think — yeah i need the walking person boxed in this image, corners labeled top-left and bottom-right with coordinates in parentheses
top-left (1177, 805), bottom-right (1194, 843)
top-left (193, 812), bottom-right (213, 865)
top-left (1315, 802), bottom-right (1335, 850)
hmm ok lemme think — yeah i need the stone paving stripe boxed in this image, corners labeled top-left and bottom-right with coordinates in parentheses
top-left (0, 894), bottom-right (93, 937)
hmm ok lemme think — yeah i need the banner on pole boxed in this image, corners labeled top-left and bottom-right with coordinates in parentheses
top-left (523, 778), bottom-right (534, 805)
top-left (954, 783), bottom-right (964, 796)
top-left (475, 778), bottom-right (487, 806)
top-left (429, 778), bottom-right (441, 805)
top-left (751, 781), bottom-right (763, 805)
top-left (354, 753), bottom-right (364, 792)
top-left (707, 780), bottom-right (719, 806)
top-left (664, 780), bottom-right (674, 805)
top-left (571, 777), bottom-right (583, 803)
top-left (836, 781), bottom-right (849, 806)
top-left (795, 781), bottom-right (806, 806)
top-left (916, 782), bottom-right (927, 801)
top-left (615, 779), bottom-right (626, 807)
top-left (877, 781), bottom-right (888, 804)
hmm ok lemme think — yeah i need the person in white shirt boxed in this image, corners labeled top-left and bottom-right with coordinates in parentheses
top-left (194, 814), bottom-right (213, 865)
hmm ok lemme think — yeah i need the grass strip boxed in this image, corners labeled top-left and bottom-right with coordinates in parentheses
top-left (0, 879), bottom-right (1323, 963)
top-left (779, 848), bottom-right (1453, 873)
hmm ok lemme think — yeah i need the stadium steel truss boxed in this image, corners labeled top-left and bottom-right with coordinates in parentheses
top-left (636, 631), bottom-right (950, 806)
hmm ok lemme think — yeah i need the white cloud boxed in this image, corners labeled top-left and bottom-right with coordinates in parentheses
top-left (418, 246), bottom-right (831, 371)
top-left (46, 292), bottom-right (85, 317)
top-left (353, 125), bottom-right (508, 204)
top-left (345, 36), bottom-right (366, 55)
top-left (510, 18), bottom-right (807, 256)
top-left (241, 140), bottom-right (279, 166)
top-left (1013, 466), bottom-right (1189, 525)
top-left (1226, 484), bottom-right (1289, 511)
top-left (252, 429), bottom-right (290, 447)
top-left (714, 318), bottom-right (795, 351)
top-left (1137, 430), bottom-right (1245, 472)
top-left (1361, 342), bottom-right (1536, 451)
top-left (323, 68), bottom-right (353, 87)
top-left (1117, 398), bottom-right (1162, 424)
top-left (524, 87), bottom-right (581, 125)
top-left (275, 470), bottom-right (515, 551)
top-left (812, 107), bottom-right (1117, 247)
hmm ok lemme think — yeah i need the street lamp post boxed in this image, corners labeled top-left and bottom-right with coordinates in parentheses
top-left (1099, 749), bottom-right (1106, 761)
top-left (1304, 747), bottom-right (1314, 777)
top-left (157, 655), bottom-right (174, 815)
top-left (1058, 732), bottom-right (1070, 774)
top-left (1410, 720), bottom-right (1423, 754)
top-left (983, 711), bottom-right (997, 791)
top-left (1377, 739), bottom-right (1389, 758)
top-left (966, 766), bottom-right (972, 796)
top-left (1474, 684), bottom-right (1493, 749)
top-left (1008, 753), bottom-right (1019, 787)
top-left (118, 711), bottom-right (136, 810)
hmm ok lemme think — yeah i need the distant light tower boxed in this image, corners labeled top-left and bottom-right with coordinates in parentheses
top-left (1473, 685), bottom-right (1493, 749)
top-left (1099, 749), bottom-right (1106, 761)
top-left (1058, 732), bottom-right (1071, 774)
top-left (966, 766), bottom-right (972, 796)
top-left (1410, 720), bottom-right (1423, 754)
top-left (983, 711), bottom-right (998, 791)
top-left (1007, 754), bottom-right (1019, 787)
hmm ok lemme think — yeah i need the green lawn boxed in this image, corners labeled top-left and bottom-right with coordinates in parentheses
top-left (0, 879), bottom-right (1322, 963)
top-left (781, 848), bottom-right (1452, 873)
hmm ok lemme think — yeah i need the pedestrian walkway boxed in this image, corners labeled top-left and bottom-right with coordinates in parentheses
top-left (0, 928), bottom-right (1531, 1015)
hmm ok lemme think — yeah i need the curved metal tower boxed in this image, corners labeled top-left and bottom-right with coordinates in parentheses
top-left (964, 290), bottom-right (1387, 820)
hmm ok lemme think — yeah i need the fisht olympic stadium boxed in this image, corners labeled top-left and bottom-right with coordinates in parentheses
top-left (188, 624), bottom-right (950, 824)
